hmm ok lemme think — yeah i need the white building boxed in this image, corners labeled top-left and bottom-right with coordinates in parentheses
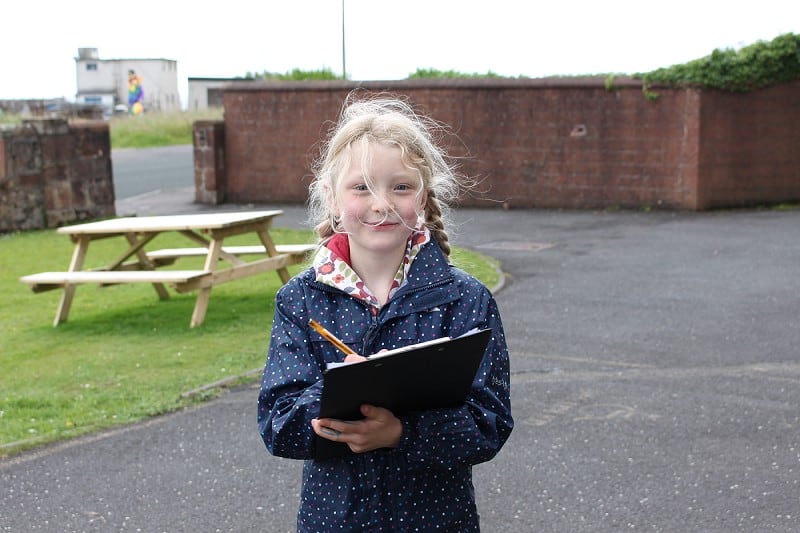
top-left (75, 48), bottom-right (181, 116)
top-left (187, 77), bottom-right (247, 110)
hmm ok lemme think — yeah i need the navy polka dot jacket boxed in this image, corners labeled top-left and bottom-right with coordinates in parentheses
top-left (258, 240), bottom-right (513, 531)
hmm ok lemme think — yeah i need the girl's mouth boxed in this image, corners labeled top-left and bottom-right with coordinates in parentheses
top-left (362, 218), bottom-right (399, 228)
top-left (365, 221), bottom-right (398, 230)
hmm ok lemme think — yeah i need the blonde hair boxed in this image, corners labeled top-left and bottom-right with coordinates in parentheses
top-left (308, 93), bottom-right (461, 256)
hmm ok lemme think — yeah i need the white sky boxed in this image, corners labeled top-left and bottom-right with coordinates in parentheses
top-left (2, 0), bottom-right (798, 107)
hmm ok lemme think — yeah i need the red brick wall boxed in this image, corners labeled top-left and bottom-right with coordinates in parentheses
top-left (203, 78), bottom-right (799, 210)
top-left (222, 87), bottom-right (342, 203)
top-left (193, 120), bottom-right (227, 204)
top-left (697, 81), bottom-right (800, 209)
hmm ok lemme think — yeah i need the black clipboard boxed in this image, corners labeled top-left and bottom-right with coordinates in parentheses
top-left (315, 328), bottom-right (492, 460)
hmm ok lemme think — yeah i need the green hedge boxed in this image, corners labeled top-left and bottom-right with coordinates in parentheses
top-left (636, 33), bottom-right (800, 92)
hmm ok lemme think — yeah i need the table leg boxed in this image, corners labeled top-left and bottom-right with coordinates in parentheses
top-left (256, 228), bottom-right (291, 283)
top-left (125, 233), bottom-right (169, 299)
top-left (54, 236), bottom-right (89, 326)
top-left (190, 237), bottom-right (224, 327)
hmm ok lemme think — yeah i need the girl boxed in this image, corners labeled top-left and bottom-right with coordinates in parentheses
top-left (257, 93), bottom-right (513, 532)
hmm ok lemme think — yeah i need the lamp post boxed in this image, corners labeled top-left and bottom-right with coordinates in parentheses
top-left (341, 0), bottom-right (347, 79)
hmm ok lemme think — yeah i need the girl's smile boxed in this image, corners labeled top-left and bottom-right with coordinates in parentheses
top-left (360, 218), bottom-right (400, 229)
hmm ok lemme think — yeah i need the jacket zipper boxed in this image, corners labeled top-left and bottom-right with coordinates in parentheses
top-left (361, 313), bottom-right (381, 355)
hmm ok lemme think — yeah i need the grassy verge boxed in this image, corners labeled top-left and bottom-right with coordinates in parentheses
top-left (0, 227), bottom-right (499, 457)
top-left (109, 109), bottom-right (224, 148)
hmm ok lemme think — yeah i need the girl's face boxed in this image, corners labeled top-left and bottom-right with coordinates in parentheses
top-left (334, 141), bottom-right (426, 259)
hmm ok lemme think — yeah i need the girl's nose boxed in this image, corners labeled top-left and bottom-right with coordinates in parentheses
top-left (370, 193), bottom-right (392, 212)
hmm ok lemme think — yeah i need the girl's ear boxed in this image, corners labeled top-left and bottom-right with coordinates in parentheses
top-left (416, 189), bottom-right (428, 228)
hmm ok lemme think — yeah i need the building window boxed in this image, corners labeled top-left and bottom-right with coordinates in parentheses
top-left (86, 63), bottom-right (98, 71)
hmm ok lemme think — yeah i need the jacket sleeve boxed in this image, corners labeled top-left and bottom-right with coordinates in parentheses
top-left (257, 282), bottom-right (323, 460)
top-left (396, 288), bottom-right (514, 469)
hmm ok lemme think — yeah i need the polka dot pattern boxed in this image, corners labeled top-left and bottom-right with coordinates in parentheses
top-left (257, 240), bottom-right (513, 531)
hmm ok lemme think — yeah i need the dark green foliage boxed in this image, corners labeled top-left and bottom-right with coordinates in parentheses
top-left (246, 68), bottom-right (343, 81)
top-left (243, 67), bottom-right (508, 81)
top-left (406, 68), bottom-right (503, 79)
top-left (636, 33), bottom-right (800, 92)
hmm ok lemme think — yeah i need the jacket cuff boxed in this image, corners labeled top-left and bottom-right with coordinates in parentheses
top-left (397, 416), bottom-right (417, 455)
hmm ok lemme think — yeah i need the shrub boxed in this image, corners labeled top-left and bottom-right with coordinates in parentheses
top-left (636, 32), bottom-right (800, 92)
top-left (406, 68), bottom-right (503, 79)
top-left (245, 68), bottom-right (343, 81)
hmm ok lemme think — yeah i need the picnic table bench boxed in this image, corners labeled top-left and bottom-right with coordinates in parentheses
top-left (19, 211), bottom-right (316, 327)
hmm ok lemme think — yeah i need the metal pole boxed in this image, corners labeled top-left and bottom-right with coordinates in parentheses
top-left (341, 0), bottom-right (346, 79)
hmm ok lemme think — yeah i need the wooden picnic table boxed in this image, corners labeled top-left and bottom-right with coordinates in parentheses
top-left (19, 210), bottom-right (315, 327)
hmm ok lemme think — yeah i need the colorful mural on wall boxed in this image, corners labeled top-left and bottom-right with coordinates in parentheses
top-left (127, 70), bottom-right (144, 115)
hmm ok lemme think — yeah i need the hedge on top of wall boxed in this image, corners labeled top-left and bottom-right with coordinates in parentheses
top-left (636, 32), bottom-right (800, 92)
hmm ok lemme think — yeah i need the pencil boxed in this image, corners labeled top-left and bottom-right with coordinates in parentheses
top-left (309, 319), bottom-right (357, 356)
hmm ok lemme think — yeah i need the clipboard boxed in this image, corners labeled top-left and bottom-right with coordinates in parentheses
top-left (315, 328), bottom-right (493, 460)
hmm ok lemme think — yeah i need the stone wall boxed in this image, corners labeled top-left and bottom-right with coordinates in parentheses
top-left (0, 119), bottom-right (115, 232)
top-left (194, 78), bottom-right (800, 210)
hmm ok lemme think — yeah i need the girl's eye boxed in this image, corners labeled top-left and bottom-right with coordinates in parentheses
top-left (352, 184), bottom-right (369, 192)
top-left (394, 183), bottom-right (412, 192)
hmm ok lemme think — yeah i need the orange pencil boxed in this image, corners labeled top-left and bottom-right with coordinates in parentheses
top-left (309, 319), bottom-right (357, 356)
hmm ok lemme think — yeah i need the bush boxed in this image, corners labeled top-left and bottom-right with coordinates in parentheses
top-left (406, 68), bottom-right (503, 79)
top-left (636, 33), bottom-right (800, 92)
top-left (245, 68), bottom-right (343, 81)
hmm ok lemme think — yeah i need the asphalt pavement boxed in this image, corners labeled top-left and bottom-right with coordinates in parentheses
top-left (2, 177), bottom-right (799, 531)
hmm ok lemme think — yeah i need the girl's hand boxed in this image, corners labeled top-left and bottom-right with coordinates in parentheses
top-left (312, 404), bottom-right (402, 453)
top-left (344, 348), bottom-right (389, 363)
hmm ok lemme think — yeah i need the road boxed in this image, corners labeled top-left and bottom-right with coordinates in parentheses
top-left (112, 145), bottom-right (194, 200)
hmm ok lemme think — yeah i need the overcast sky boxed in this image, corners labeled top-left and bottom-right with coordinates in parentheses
top-left (2, 0), bottom-right (797, 106)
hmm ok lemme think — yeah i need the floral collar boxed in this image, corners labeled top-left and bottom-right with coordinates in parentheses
top-left (313, 228), bottom-right (431, 311)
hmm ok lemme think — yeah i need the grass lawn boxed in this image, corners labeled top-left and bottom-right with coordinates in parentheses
top-left (0, 226), bottom-right (499, 457)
